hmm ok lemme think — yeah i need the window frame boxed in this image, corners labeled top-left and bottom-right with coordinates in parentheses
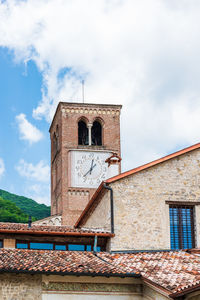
top-left (169, 204), bottom-right (195, 250)
top-left (16, 240), bottom-right (103, 252)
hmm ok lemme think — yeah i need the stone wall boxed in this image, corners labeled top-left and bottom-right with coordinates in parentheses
top-left (42, 275), bottom-right (142, 300)
top-left (82, 190), bottom-right (111, 232)
top-left (0, 273), bottom-right (42, 300)
top-left (0, 273), bottom-right (143, 300)
top-left (185, 291), bottom-right (200, 299)
top-left (84, 148), bottom-right (200, 250)
top-left (143, 284), bottom-right (169, 300)
top-left (1, 272), bottom-right (199, 299)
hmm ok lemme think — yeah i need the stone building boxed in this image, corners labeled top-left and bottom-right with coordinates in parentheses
top-left (76, 143), bottom-right (200, 252)
top-left (1, 101), bottom-right (200, 299)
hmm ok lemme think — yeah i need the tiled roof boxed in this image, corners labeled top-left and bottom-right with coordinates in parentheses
top-left (0, 249), bottom-right (199, 296)
top-left (75, 142), bottom-right (200, 227)
top-left (100, 250), bottom-right (200, 297)
top-left (0, 248), bottom-right (137, 277)
top-left (0, 222), bottom-right (113, 237)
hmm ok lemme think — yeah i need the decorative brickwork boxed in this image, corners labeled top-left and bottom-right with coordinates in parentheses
top-left (42, 282), bottom-right (141, 293)
top-left (33, 215), bottom-right (62, 226)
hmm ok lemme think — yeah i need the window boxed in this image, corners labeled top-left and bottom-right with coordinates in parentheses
top-left (16, 242), bottom-right (28, 249)
top-left (30, 242), bottom-right (53, 250)
top-left (169, 205), bottom-right (195, 249)
top-left (55, 244), bottom-right (66, 250)
top-left (91, 121), bottom-right (102, 145)
top-left (16, 241), bottom-right (102, 252)
top-left (78, 120), bottom-right (88, 145)
top-left (68, 244), bottom-right (85, 251)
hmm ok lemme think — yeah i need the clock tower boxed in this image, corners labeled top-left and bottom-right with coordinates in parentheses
top-left (50, 102), bottom-right (122, 226)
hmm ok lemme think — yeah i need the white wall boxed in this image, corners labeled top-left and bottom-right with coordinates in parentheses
top-left (43, 293), bottom-right (142, 300)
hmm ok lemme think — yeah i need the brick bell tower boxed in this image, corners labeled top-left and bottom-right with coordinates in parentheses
top-left (50, 102), bottom-right (122, 226)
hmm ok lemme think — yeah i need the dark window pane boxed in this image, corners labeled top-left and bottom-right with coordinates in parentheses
top-left (78, 121), bottom-right (88, 145)
top-left (86, 245), bottom-right (92, 251)
top-left (17, 243), bottom-right (28, 249)
top-left (68, 244), bottom-right (85, 251)
top-left (0, 241), bottom-right (3, 248)
top-left (92, 121), bottom-right (102, 145)
top-left (55, 244), bottom-right (66, 250)
top-left (30, 243), bottom-right (53, 250)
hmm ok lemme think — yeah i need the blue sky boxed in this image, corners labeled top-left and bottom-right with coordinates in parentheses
top-left (1, 0), bottom-right (200, 205)
top-left (0, 48), bottom-right (50, 203)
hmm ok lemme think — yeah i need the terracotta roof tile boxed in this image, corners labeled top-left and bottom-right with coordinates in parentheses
top-left (0, 249), bottom-right (199, 296)
top-left (99, 251), bottom-right (200, 295)
top-left (0, 248), bottom-right (136, 277)
top-left (0, 222), bottom-right (113, 237)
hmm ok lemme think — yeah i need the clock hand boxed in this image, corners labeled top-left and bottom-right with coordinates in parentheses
top-left (89, 159), bottom-right (94, 175)
top-left (90, 163), bottom-right (96, 173)
top-left (83, 169), bottom-right (91, 177)
top-left (83, 162), bottom-right (97, 177)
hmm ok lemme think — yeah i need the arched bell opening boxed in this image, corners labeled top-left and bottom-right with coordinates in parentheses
top-left (91, 121), bottom-right (102, 146)
top-left (78, 120), bottom-right (89, 145)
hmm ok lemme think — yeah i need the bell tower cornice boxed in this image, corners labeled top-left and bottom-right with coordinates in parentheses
top-left (49, 102), bottom-right (122, 132)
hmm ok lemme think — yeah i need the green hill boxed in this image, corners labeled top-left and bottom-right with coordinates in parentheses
top-left (0, 197), bottom-right (31, 223)
top-left (0, 189), bottom-right (50, 221)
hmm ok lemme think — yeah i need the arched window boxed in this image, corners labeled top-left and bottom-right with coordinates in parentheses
top-left (78, 120), bottom-right (89, 145)
top-left (92, 121), bottom-right (102, 145)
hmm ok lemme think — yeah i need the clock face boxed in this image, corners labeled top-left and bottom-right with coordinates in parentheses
top-left (70, 151), bottom-right (112, 188)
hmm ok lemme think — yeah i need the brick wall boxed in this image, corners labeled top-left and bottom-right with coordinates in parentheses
top-left (50, 102), bottom-right (121, 226)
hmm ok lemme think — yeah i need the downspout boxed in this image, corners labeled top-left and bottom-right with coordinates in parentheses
top-left (28, 216), bottom-right (32, 228)
top-left (103, 183), bottom-right (114, 234)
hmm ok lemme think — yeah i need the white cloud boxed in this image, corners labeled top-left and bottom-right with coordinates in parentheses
top-left (15, 159), bottom-right (50, 183)
top-left (15, 160), bottom-right (50, 205)
top-left (0, 158), bottom-right (5, 179)
top-left (1, 0), bottom-right (200, 170)
top-left (15, 113), bottom-right (43, 144)
top-left (26, 184), bottom-right (50, 205)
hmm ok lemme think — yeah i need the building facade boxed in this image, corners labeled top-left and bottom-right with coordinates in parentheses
top-left (76, 143), bottom-right (200, 252)
top-left (1, 101), bottom-right (200, 299)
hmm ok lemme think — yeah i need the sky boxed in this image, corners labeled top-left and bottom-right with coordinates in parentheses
top-left (1, 0), bottom-right (200, 205)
